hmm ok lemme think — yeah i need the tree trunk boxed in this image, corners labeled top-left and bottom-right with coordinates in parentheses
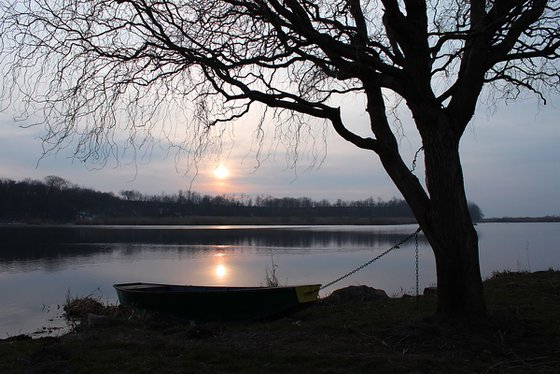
top-left (420, 127), bottom-right (487, 322)
top-left (377, 113), bottom-right (487, 323)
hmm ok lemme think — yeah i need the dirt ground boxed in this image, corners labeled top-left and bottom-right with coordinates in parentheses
top-left (1, 270), bottom-right (559, 373)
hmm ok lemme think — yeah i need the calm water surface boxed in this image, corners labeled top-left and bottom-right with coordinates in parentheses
top-left (1, 223), bottom-right (558, 337)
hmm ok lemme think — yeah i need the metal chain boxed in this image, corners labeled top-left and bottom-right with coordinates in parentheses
top-left (415, 230), bottom-right (420, 312)
top-left (320, 227), bottom-right (422, 291)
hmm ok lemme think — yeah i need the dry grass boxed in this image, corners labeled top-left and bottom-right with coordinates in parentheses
top-left (1, 270), bottom-right (559, 373)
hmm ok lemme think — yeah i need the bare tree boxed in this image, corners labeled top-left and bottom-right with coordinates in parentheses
top-left (1, 0), bottom-right (559, 322)
top-left (44, 175), bottom-right (71, 190)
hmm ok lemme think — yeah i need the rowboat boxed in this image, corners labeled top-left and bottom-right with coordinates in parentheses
top-left (114, 282), bottom-right (321, 321)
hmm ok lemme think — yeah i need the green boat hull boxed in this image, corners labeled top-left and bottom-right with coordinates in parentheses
top-left (114, 283), bottom-right (321, 321)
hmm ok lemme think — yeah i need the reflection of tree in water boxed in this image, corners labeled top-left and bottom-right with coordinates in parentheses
top-left (0, 243), bottom-right (114, 272)
top-left (0, 226), bottom-right (427, 265)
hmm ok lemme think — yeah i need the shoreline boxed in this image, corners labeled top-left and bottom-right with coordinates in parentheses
top-left (2, 215), bottom-right (559, 226)
top-left (1, 270), bottom-right (559, 373)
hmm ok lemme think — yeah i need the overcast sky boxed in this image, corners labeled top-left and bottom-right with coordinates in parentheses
top-left (1, 92), bottom-right (558, 218)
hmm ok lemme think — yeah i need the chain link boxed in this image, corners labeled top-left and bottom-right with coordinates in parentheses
top-left (320, 227), bottom-right (422, 291)
top-left (415, 230), bottom-right (420, 311)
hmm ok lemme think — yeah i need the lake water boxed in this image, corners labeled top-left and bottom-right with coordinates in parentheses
top-left (1, 222), bottom-right (558, 338)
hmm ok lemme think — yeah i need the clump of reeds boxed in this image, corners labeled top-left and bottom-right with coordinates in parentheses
top-left (264, 258), bottom-right (281, 287)
top-left (489, 269), bottom-right (529, 280)
top-left (63, 290), bottom-right (121, 329)
top-left (64, 296), bottom-right (106, 319)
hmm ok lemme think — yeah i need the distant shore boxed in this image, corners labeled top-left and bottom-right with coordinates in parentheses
top-left (2, 215), bottom-right (559, 226)
top-left (482, 216), bottom-right (560, 223)
top-left (75, 215), bottom-right (418, 226)
top-left (83, 215), bottom-right (560, 225)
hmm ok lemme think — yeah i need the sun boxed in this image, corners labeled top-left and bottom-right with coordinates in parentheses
top-left (213, 165), bottom-right (230, 180)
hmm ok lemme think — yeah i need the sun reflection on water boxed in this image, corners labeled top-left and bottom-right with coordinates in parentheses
top-left (212, 253), bottom-right (230, 283)
top-left (215, 264), bottom-right (227, 279)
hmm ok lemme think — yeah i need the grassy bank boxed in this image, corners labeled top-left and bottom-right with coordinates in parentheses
top-left (1, 270), bottom-right (559, 373)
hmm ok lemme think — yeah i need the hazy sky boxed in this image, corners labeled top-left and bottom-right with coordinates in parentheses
top-left (1, 92), bottom-right (558, 218)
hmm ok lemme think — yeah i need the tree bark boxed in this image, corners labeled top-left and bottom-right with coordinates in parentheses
top-left (377, 111), bottom-right (487, 322)
top-left (420, 123), bottom-right (486, 321)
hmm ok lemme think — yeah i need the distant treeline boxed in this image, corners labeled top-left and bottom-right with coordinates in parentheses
top-left (0, 176), bottom-right (484, 224)
top-left (482, 216), bottom-right (560, 223)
